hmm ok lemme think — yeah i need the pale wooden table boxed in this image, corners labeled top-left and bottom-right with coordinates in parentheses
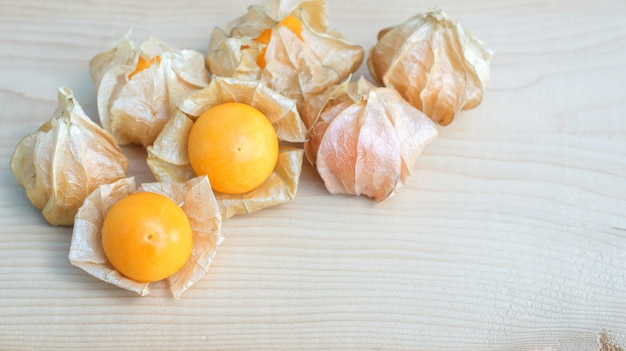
top-left (1, 0), bottom-right (625, 350)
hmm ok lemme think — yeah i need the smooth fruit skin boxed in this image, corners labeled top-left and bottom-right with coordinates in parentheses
top-left (101, 192), bottom-right (193, 283)
top-left (187, 102), bottom-right (279, 194)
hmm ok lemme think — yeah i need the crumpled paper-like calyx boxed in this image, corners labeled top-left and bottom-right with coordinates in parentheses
top-left (304, 77), bottom-right (438, 202)
top-left (147, 76), bottom-right (308, 219)
top-left (69, 176), bottom-right (222, 299)
top-left (91, 32), bottom-right (210, 147)
top-left (206, 0), bottom-right (363, 108)
top-left (10, 86), bottom-right (128, 226)
top-left (367, 9), bottom-right (493, 126)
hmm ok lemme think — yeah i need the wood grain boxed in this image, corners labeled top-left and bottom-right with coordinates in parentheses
top-left (1, 0), bottom-right (625, 350)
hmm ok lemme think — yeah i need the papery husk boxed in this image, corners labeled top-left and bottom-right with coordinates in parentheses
top-left (206, 0), bottom-right (363, 111)
top-left (147, 76), bottom-right (307, 219)
top-left (367, 9), bottom-right (493, 126)
top-left (9, 86), bottom-right (128, 226)
top-left (69, 176), bottom-right (222, 298)
top-left (304, 77), bottom-right (438, 202)
top-left (92, 32), bottom-right (210, 147)
top-left (90, 32), bottom-right (136, 89)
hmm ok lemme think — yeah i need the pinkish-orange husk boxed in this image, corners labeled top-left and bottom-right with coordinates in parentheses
top-left (305, 77), bottom-right (438, 202)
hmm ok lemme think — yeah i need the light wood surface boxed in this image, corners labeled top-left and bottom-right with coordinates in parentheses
top-left (1, 0), bottom-right (625, 350)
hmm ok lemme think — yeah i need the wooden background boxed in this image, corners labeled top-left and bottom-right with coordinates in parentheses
top-left (1, 0), bottom-right (625, 350)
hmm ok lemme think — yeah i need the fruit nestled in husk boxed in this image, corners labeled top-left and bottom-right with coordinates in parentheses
top-left (10, 86), bottom-right (128, 226)
top-left (69, 176), bottom-right (222, 298)
top-left (368, 9), bottom-right (493, 126)
top-left (147, 76), bottom-right (307, 219)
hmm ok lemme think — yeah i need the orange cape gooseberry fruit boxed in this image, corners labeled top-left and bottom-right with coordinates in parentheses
top-left (128, 55), bottom-right (161, 80)
top-left (101, 191), bottom-right (193, 283)
top-left (187, 102), bottom-right (279, 194)
top-left (254, 15), bottom-right (303, 68)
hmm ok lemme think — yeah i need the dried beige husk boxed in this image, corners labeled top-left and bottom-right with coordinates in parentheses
top-left (147, 76), bottom-right (307, 219)
top-left (206, 0), bottom-right (363, 110)
top-left (69, 176), bottom-right (222, 298)
top-left (91, 32), bottom-right (210, 147)
top-left (367, 9), bottom-right (493, 126)
top-left (304, 77), bottom-right (438, 202)
top-left (9, 86), bottom-right (128, 226)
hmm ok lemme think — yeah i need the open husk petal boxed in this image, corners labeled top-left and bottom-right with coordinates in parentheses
top-left (367, 9), bottom-right (493, 126)
top-left (93, 33), bottom-right (210, 147)
top-left (206, 0), bottom-right (363, 111)
top-left (213, 146), bottom-right (303, 219)
top-left (305, 77), bottom-right (438, 202)
top-left (69, 176), bottom-right (222, 298)
top-left (147, 76), bottom-right (306, 219)
top-left (9, 86), bottom-right (128, 226)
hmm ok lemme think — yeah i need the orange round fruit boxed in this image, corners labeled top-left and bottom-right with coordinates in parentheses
top-left (254, 15), bottom-right (303, 68)
top-left (101, 191), bottom-right (193, 283)
top-left (128, 56), bottom-right (161, 79)
top-left (187, 102), bottom-right (279, 194)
